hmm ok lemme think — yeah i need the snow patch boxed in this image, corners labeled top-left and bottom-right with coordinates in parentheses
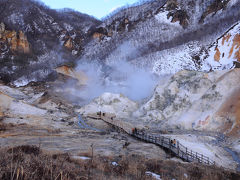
top-left (155, 11), bottom-right (181, 27)
top-left (111, 162), bottom-right (118, 166)
top-left (13, 78), bottom-right (34, 87)
top-left (71, 156), bottom-right (91, 160)
top-left (8, 13), bottom-right (24, 26)
top-left (64, 23), bottom-right (73, 31)
top-left (145, 171), bottom-right (161, 180)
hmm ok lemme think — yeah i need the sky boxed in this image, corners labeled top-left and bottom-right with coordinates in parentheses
top-left (40, 0), bottom-right (140, 19)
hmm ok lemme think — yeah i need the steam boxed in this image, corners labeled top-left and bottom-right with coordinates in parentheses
top-left (62, 59), bottom-right (159, 105)
top-left (60, 41), bottom-right (161, 105)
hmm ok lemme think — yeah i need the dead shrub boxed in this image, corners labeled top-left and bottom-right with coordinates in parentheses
top-left (0, 146), bottom-right (239, 180)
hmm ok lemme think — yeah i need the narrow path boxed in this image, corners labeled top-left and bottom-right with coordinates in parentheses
top-left (78, 115), bottom-right (102, 132)
top-left (85, 112), bottom-right (215, 166)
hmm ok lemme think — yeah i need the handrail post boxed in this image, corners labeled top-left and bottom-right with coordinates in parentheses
top-left (186, 147), bottom-right (188, 161)
top-left (177, 141), bottom-right (179, 156)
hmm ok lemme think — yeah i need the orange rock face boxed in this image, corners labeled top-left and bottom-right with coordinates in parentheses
top-left (17, 31), bottom-right (30, 53)
top-left (229, 34), bottom-right (240, 60)
top-left (222, 34), bottom-right (231, 46)
top-left (55, 65), bottom-right (88, 85)
top-left (56, 65), bottom-right (73, 76)
top-left (214, 47), bottom-right (221, 61)
top-left (233, 34), bottom-right (240, 61)
top-left (217, 88), bottom-right (240, 137)
top-left (64, 38), bottom-right (73, 50)
top-left (0, 23), bottom-right (30, 54)
top-left (93, 32), bottom-right (104, 41)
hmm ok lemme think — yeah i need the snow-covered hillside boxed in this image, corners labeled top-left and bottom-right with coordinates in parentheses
top-left (1, 0), bottom-right (240, 87)
top-left (80, 0), bottom-right (240, 75)
top-left (202, 22), bottom-right (240, 71)
top-left (0, 0), bottom-right (101, 85)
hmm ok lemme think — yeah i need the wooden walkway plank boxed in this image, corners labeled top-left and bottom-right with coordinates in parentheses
top-left (85, 112), bottom-right (215, 166)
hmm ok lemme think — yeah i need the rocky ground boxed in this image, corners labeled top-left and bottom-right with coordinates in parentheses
top-left (1, 68), bottom-right (240, 175)
top-left (0, 78), bottom-right (166, 161)
top-left (78, 68), bottom-right (240, 171)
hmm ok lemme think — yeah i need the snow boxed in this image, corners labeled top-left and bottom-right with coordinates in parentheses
top-left (72, 156), bottom-right (91, 160)
top-left (227, 0), bottom-right (239, 7)
top-left (79, 156), bottom-right (91, 160)
top-left (72, 50), bottom-right (78, 55)
top-left (233, 144), bottom-right (240, 154)
top-left (202, 22), bottom-right (240, 71)
top-left (59, 34), bottom-right (65, 40)
top-left (8, 13), bottom-right (24, 26)
top-left (24, 24), bottom-right (33, 33)
top-left (111, 162), bottom-right (118, 166)
top-left (71, 32), bottom-right (76, 39)
top-left (13, 78), bottom-right (34, 87)
top-left (155, 11), bottom-right (181, 27)
top-left (184, 173), bottom-right (188, 178)
top-left (64, 23), bottom-right (73, 31)
top-left (152, 43), bottom-right (198, 75)
top-left (145, 171), bottom-right (161, 180)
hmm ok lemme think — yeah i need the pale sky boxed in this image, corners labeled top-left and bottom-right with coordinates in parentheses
top-left (40, 0), bottom-right (140, 19)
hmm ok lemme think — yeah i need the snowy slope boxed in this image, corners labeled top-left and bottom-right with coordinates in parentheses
top-left (80, 0), bottom-right (240, 76)
top-left (201, 22), bottom-right (240, 71)
top-left (1, 0), bottom-right (240, 86)
top-left (0, 0), bottom-right (101, 85)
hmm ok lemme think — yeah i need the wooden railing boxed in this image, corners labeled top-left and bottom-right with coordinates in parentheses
top-left (85, 112), bottom-right (215, 166)
top-left (133, 130), bottom-right (215, 165)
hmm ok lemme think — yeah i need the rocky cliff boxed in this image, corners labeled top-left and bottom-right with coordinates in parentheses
top-left (0, 0), bottom-right (101, 85)
top-left (0, 22), bottom-right (30, 54)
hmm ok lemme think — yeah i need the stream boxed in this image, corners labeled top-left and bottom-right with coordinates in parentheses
top-left (224, 147), bottom-right (240, 172)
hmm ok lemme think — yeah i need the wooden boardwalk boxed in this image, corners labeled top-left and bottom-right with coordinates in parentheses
top-left (86, 112), bottom-right (215, 166)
